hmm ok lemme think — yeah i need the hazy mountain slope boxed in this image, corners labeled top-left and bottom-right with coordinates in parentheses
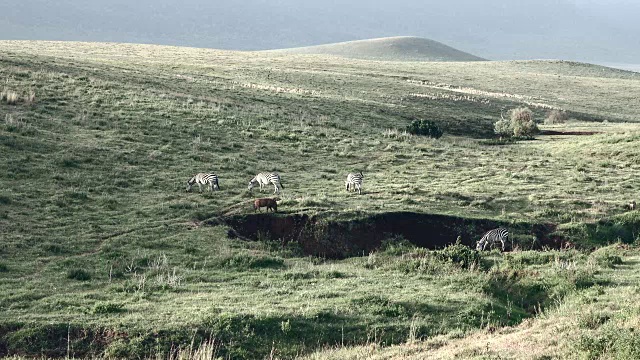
top-left (267, 37), bottom-right (485, 61)
top-left (1, 0), bottom-right (639, 62)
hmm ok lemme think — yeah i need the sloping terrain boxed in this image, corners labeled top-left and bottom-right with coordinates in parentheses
top-left (302, 249), bottom-right (640, 360)
top-left (266, 36), bottom-right (486, 61)
top-left (1, 41), bottom-right (640, 359)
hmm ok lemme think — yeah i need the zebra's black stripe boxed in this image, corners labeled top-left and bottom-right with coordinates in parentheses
top-left (346, 172), bottom-right (364, 195)
top-left (476, 228), bottom-right (509, 251)
top-left (187, 173), bottom-right (220, 192)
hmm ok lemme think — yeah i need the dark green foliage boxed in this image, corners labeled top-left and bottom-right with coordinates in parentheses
top-left (3, 324), bottom-right (88, 358)
top-left (589, 245), bottom-right (624, 268)
top-left (350, 295), bottom-right (409, 318)
top-left (479, 137), bottom-right (517, 146)
top-left (0, 194), bottom-right (11, 205)
top-left (380, 236), bottom-right (416, 255)
top-left (434, 243), bottom-right (480, 269)
top-left (502, 250), bottom-right (584, 269)
top-left (406, 119), bottom-right (443, 138)
top-left (92, 302), bottom-right (126, 314)
top-left (575, 326), bottom-right (640, 360)
top-left (0, 263), bottom-right (8, 272)
top-left (218, 253), bottom-right (285, 270)
top-left (67, 269), bottom-right (91, 281)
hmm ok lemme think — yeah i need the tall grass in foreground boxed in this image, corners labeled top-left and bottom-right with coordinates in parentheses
top-left (163, 339), bottom-right (220, 360)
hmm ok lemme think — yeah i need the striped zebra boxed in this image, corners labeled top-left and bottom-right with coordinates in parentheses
top-left (248, 172), bottom-right (284, 194)
top-left (476, 228), bottom-right (509, 251)
top-left (186, 173), bottom-right (220, 192)
top-left (345, 172), bottom-right (364, 195)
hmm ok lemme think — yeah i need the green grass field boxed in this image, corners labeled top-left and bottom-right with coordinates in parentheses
top-left (1, 40), bottom-right (640, 359)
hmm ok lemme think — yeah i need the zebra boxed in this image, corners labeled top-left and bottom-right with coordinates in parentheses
top-left (345, 172), bottom-right (364, 195)
top-left (186, 173), bottom-right (220, 192)
top-left (476, 228), bottom-right (509, 251)
top-left (248, 172), bottom-right (284, 194)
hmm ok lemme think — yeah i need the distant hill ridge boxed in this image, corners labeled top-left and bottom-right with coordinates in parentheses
top-left (266, 36), bottom-right (486, 62)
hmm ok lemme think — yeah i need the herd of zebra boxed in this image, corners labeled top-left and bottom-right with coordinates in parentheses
top-left (186, 171), bottom-right (364, 195)
top-left (186, 171), bottom-right (508, 251)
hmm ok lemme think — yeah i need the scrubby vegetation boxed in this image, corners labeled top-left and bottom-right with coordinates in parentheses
top-left (494, 107), bottom-right (539, 138)
top-left (1, 41), bottom-right (640, 359)
top-left (406, 119), bottom-right (443, 138)
top-left (545, 109), bottom-right (569, 124)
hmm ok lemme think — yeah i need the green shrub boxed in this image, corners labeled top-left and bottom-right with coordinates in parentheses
top-left (350, 295), bottom-right (409, 318)
top-left (494, 107), bottom-right (539, 138)
top-left (575, 325), bottom-right (640, 359)
top-left (493, 117), bottom-right (512, 138)
top-left (545, 109), bottom-right (569, 124)
top-left (92, 302), bottom-right (126, 314)
top-left (434, 243), bottom-right (480, 269)
top-left (218, 253), bottom-right (285, 270)
top-left (406, 119), bottom-right (443, 139)
top-left (380, 236), bottom-right (416, 256)
top-left (510, 107), bottom-right (538, 137)
top-left (0, 194), bottom-right (11, 205)
top-left (67, 269), bottom-right (91, 281)
top-left (590, 245), bottom-right (624, 268)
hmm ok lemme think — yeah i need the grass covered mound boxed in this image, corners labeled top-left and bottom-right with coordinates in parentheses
top-left (265, 36), bottom-right (486, 62)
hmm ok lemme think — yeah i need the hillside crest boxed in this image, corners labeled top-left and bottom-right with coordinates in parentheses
top-left (267, 36), bottom-right (486, 62)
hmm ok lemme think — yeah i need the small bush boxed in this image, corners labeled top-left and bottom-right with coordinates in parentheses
top-left (590, 245), bottom-right (624, 268)
top-left (67, 269), bottom-right (91, 281)
top-left (434, 243), bottom-right (480, 269)
top-left (545, 109), bottom-right (569, 124)
top-left (406, 119), bottom-right (443, 139)
top-left (380, 236), bottom-right (416, 256)
top-left (494, 107), bottom-right (539, 138)
top-left (0, 194), bottom-right (11, 205)
top-left (0, 263), bottom-right (8, 272)
top-left (92, 302), bottom-right (126, 314)
top-left (350, 295), bottom-right (409, 318)
top-left (219, 253), bottom-right (285, 270)
top-left (510, 107), bottom-right (538, 137)
top-left (493, 117), bottom-right (512, 138)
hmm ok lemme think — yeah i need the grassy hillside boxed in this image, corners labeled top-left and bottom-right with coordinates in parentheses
top-left (265, 36), bottom-right (486, 62)
top-left (303, 246), bottom-right (640, 360)
top-left (1, 41), bottom-right (640, 359)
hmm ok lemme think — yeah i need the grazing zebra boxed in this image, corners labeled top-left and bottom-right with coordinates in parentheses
top-left (476, 228), bottom-right (509, 251)
top-left (345, 172), bottom-right (364, 195)
top-left (186, 173), bottom-right (220, 192)
top-left (248, 172), bottom-right (284, 194)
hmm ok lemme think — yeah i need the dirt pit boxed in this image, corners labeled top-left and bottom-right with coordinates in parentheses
top-left (220, 212), bottom-right (562, 258)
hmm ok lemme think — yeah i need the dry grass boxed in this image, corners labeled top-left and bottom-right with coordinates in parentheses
top-left (1, 88), bottom-right (19, 104)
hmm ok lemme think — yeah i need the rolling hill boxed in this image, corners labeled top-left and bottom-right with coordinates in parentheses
top-left (1, 41), bottom-right (640, 359)
top-left (266, 36), bottom-right (486, 61)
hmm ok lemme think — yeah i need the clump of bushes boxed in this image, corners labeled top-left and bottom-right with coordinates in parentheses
top-left (67, 269), bottom-right (92, 281)
top-left (406, 119), bottom-right (443, 139)
top-left (545, 109), bottom-right (569, 124)
top-left (494, 107), bottom-right (539, 138)
top-left (434, 243), bottom-right (481, 270)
